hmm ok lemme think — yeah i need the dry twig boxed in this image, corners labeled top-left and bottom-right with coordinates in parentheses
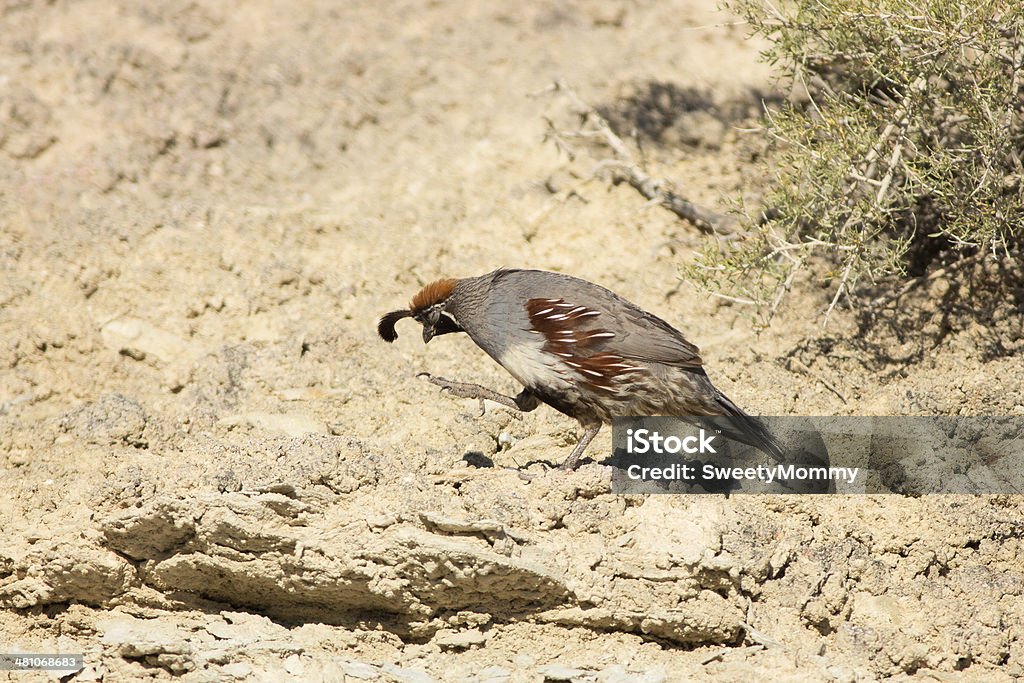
top-left (537, 80), bottom-right (739, 235)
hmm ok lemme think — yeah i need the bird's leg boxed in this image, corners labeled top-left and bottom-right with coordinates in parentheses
top-left (419, 373), bottom-right (539, 417)
top-left (559, 424), bottom-right (601, 471)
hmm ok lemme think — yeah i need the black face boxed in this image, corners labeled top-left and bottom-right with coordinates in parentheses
top-left (377, 304), bottom-right (462, 344)
top-left (412, 304), bottom-right (443, 328)
top-left (414, 304), bottom-right (462, 343)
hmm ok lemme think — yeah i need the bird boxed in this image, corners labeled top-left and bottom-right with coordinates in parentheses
top-left (378, 268), bottom-right (781, 471)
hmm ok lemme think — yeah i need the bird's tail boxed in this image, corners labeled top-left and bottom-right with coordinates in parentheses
top-left (707, 392), bottom-right (784, 461)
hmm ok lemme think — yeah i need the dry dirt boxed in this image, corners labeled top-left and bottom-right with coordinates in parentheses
top-left (2, 1), bottom-right (1024, 681)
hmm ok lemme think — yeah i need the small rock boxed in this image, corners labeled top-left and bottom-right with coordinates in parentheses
top-left (101, 317), bottom-right (192, 364)
top-left (58, 394), bottom-right (148, 447)
top-left (339, 660), bottom-right (381, 679)
top-left (435, 628), bottom-right (487, 650)
top-left (99, 615), bottom-right (192, 658)
top-left (205, 621), bottom-right (240, 641)
top-left (379, 663), bottom-right (437, 683)
top-left (538, 665), bottom-right (594, 682)
top-left (283, 653), bottom-right (303, 675)
top-left (475, 666), bottom-right (512, 682)
top-left (221, 662), bottom-right (253, 679)
top-left (513, 654), bottom-right (536, 668)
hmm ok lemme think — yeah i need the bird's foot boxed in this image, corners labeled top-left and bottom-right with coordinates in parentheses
top-left (417, 373), bottom-right (523, 418)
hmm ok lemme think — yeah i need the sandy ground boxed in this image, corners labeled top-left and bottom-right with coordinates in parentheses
top-left (2, 1), bottom-right (1024, 681)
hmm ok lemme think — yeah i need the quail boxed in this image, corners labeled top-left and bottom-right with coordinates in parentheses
top-left (378, 268), bottom-right (781, 470)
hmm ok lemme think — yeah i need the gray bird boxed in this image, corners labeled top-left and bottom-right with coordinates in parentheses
top-left (378, 268), bottom-right (781, 470)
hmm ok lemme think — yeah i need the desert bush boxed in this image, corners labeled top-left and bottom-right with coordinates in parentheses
top-left (687, 0), bottom-right (1023, 323)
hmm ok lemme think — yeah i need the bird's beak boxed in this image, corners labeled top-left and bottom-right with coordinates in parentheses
top-left (422, 325), bottom-right (436, 344)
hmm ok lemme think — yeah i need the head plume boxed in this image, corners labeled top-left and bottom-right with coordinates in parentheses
top-left (377, 309), bottom-right (411, 342)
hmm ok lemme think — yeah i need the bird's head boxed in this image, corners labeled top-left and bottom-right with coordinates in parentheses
top-left (378, 277), bottom-right (464, 344)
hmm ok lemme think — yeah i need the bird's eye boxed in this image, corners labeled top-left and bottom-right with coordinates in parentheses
top-left (413, 306), bottom-right (442, 325)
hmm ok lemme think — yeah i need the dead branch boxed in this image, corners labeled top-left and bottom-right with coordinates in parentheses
top-left (538, 80), bottom-right (739, 236)
top-left (823, 260), bottom-right (854, 327)
top-left (596, 160), bottom-right (740, 234)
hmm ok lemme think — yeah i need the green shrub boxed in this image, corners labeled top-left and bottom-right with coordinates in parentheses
top-left (687, 0), bottom-right (1023, 323)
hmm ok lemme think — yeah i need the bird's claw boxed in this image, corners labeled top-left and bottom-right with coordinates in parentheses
top-left (418, 372), bottom-right (460, 395)
top-left (423, 374), bottom-right (472, 398)
top-left (416, 373), bottom-right (524, 420)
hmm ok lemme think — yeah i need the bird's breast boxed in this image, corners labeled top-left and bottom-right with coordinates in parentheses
top-left (495, 340), bottom-right (572, 392)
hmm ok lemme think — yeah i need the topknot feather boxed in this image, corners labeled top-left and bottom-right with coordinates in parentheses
top-left (410, 278), bottom-right (457, 311)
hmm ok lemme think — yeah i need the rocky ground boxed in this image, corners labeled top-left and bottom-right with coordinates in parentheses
top-left (2, 1), bottom-right (1023, 681)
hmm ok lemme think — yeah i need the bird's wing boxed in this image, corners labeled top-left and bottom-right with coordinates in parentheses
top-left (501, 269), bottom-right (705, 370)
top-left (525, 294), bottom-right (704, 372)
top-left (605, 304), bottom-right (705, 370)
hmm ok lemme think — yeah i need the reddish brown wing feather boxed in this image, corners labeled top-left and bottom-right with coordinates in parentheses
top-left (526, 298), bottom-right (641, 390)
top-left (410, 278), bottom-right (457, 312)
